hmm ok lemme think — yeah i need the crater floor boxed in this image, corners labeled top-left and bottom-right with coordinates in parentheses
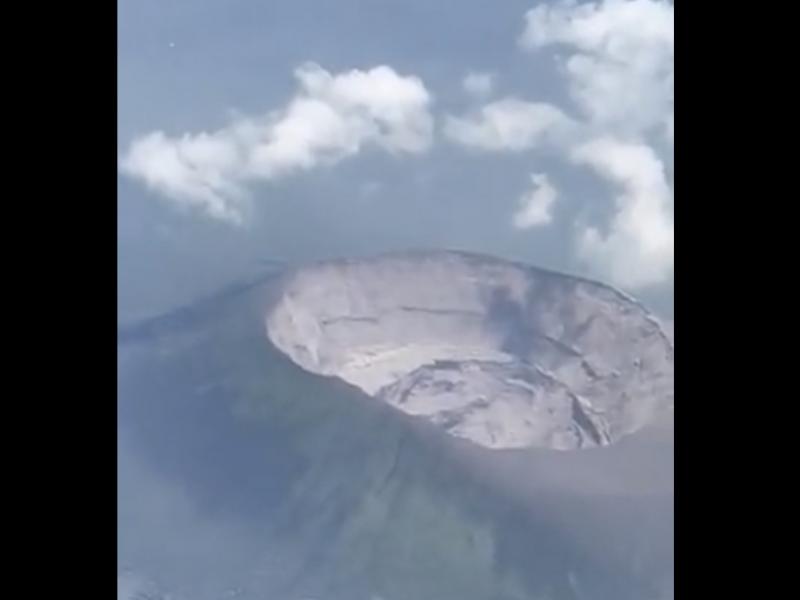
top-left (266, 251), bottom-right (673, 450)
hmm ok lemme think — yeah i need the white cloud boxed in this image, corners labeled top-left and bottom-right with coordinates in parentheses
top-left (443, 0), bottom-right (674, 289)
top-left (120, 63), bottom-right (434, 223)
top-left (520, 0), bottom-right (673, 137)
top-left (513, 173), bottom-right (558, 229)
top-left (120, 130), bottom-right (249, 224)
top-left (462, 72), bottom-right (495, 99)
top-left (443, 98), bottom-right (575, 152)
top-left (522, 0), bottom-right (674, 288)
top-left (448, 0), bottom-right (674, 149)
top-left (570, 137), bottom-right (673, 288)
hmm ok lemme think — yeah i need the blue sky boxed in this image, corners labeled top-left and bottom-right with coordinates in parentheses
top-left (118, 0), bottom-right (674, 322)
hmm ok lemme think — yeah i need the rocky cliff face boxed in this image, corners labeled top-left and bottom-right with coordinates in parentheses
top-left (266, 251), bottom-right (674, 450)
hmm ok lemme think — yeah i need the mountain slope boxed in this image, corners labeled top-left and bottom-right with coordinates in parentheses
top-left (118, 255), bottom-right (673, 600)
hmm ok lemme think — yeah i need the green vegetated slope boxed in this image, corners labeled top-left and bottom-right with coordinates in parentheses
top-left (118, 277), bottom-right (667, 600)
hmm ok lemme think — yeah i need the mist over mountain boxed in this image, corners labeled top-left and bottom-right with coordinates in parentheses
top-left (118, 251), bottom-right (673, 600)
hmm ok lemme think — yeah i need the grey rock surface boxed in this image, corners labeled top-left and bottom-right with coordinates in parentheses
top-left (266, 251), bottom-right (673, 450)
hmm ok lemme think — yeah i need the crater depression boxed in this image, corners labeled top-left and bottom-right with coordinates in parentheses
top-left (266, 251), bottom-right (673, 451)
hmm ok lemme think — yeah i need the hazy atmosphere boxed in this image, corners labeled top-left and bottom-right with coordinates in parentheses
top-left (118, 2), bottom-right (674, 599)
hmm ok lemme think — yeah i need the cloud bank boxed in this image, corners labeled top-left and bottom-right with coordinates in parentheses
top-left (520, 0), bottom-right (674, 139)
top-left (448, 0), bottom-right (674, 289)
top-left (120, 63), bottom-right (434, 224)
top-left (570, 137), bottom-right (673, 288)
